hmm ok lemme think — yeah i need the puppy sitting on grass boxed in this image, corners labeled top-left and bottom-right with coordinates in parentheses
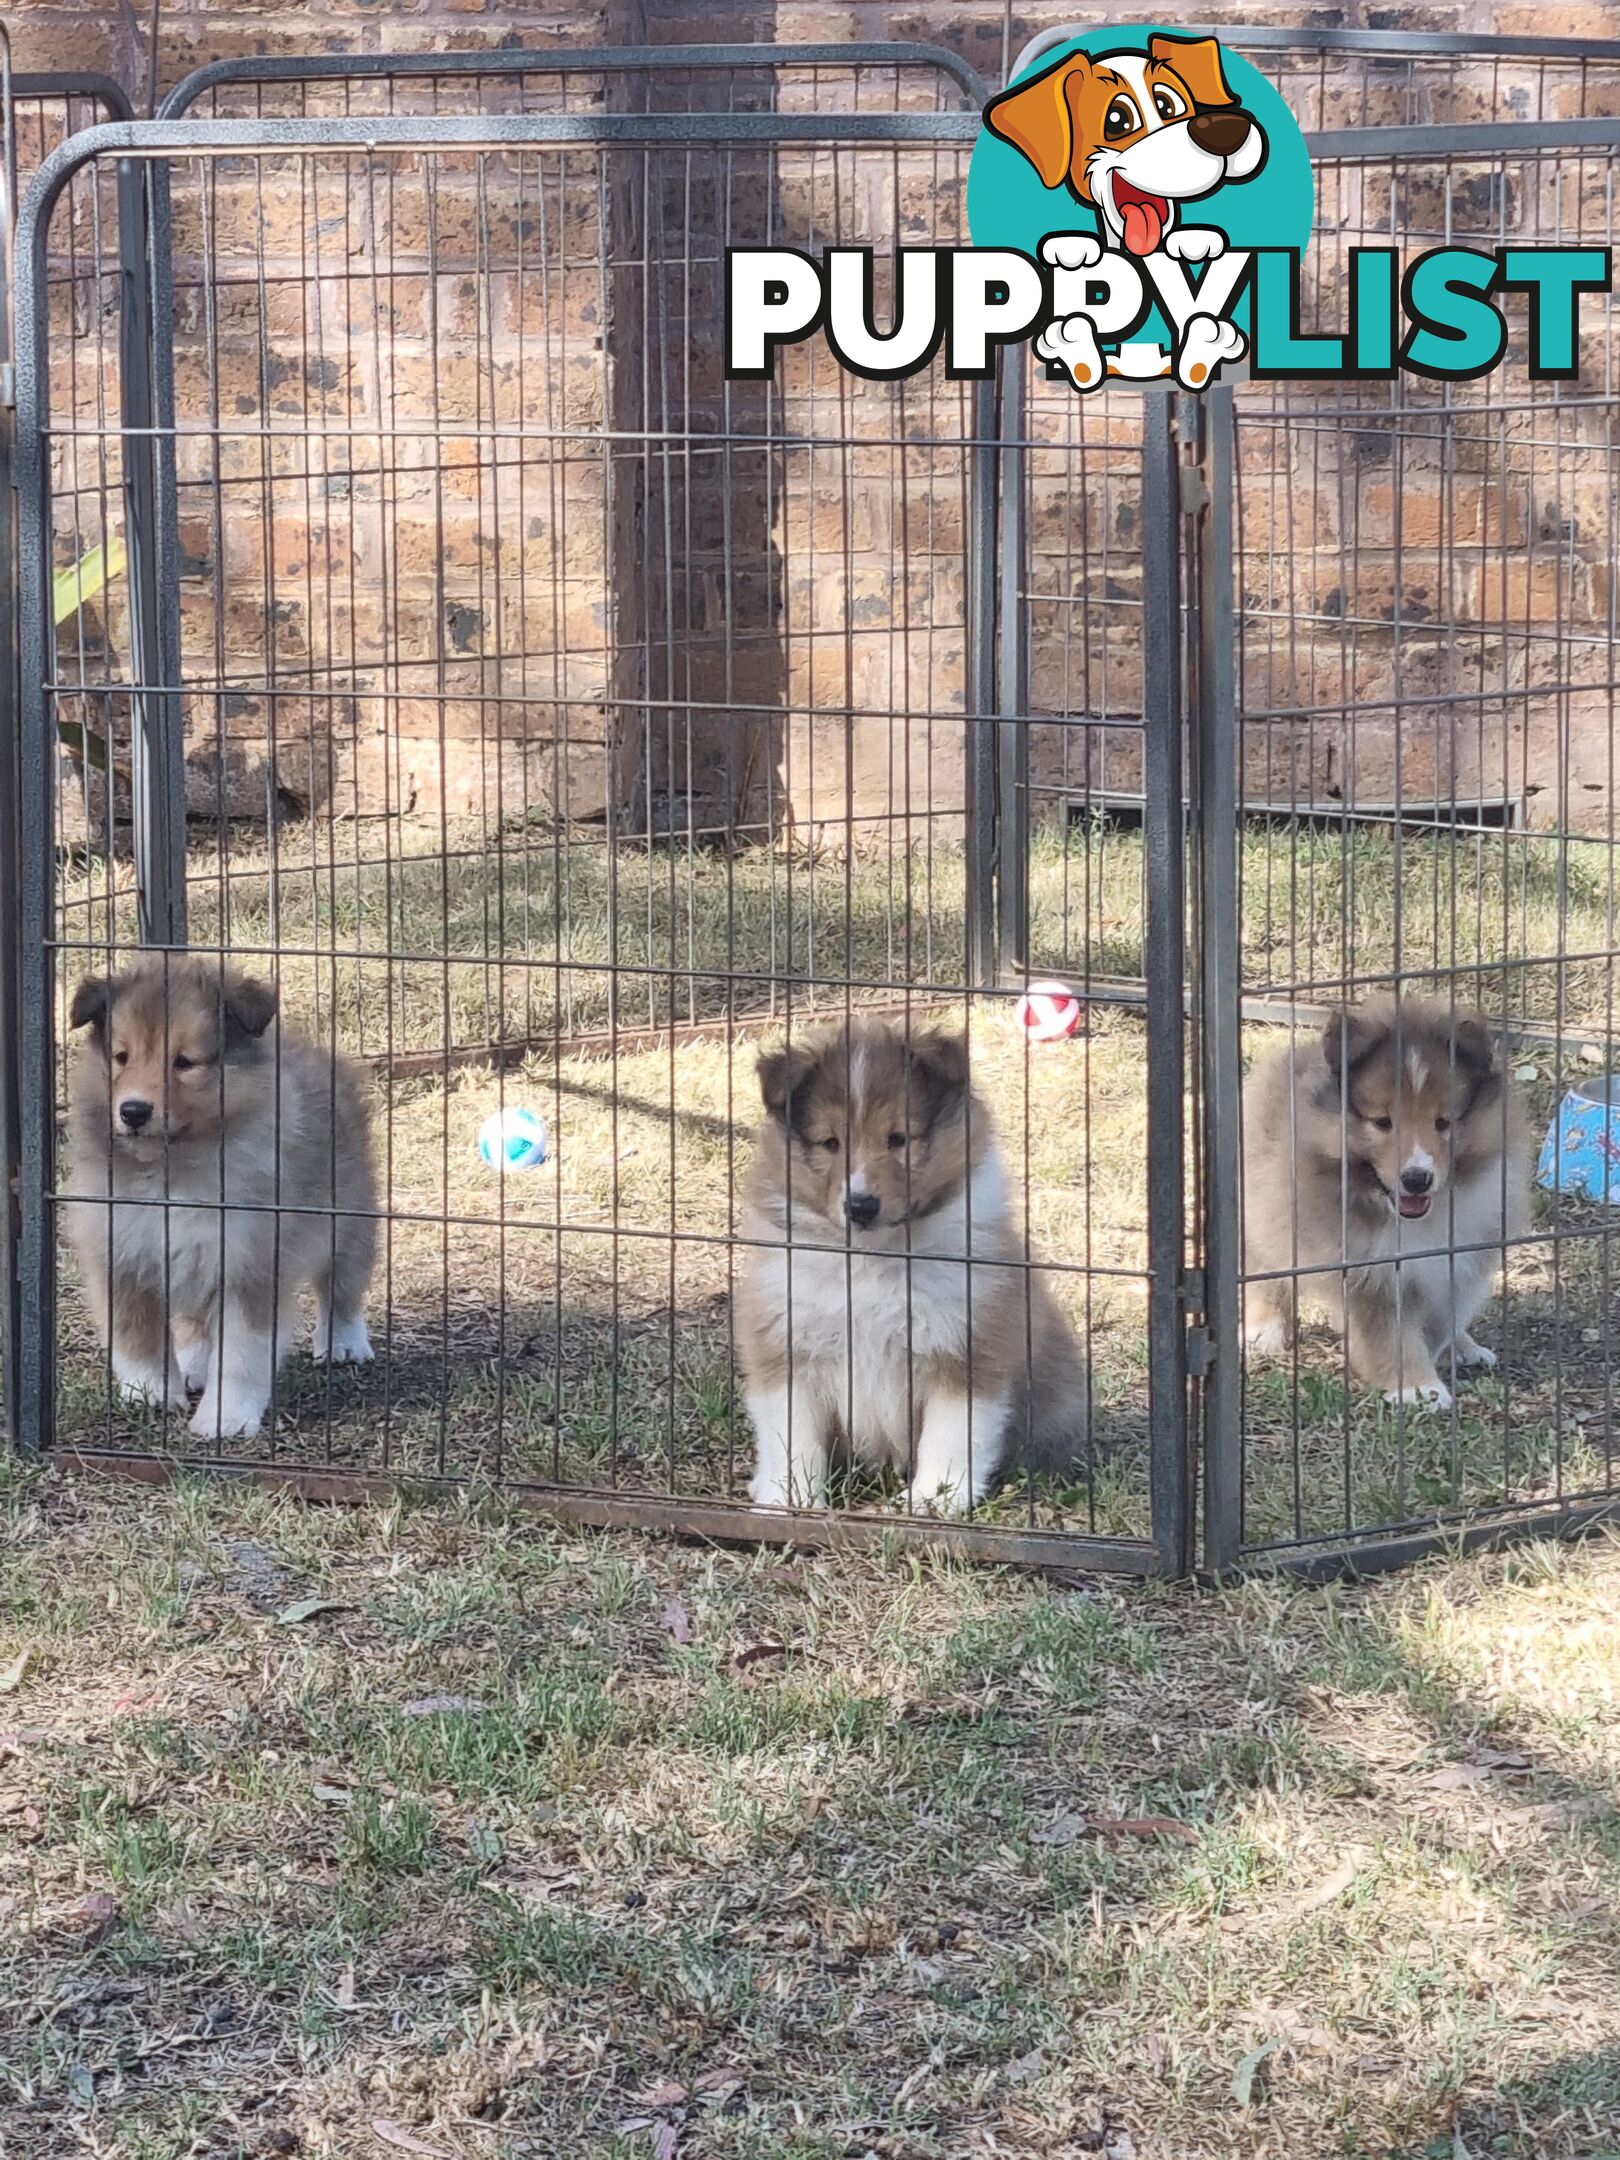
top-left (64, 955), bottom-right (378, 1440)
top-left (736, 1016), bottom-right (1087, 1514)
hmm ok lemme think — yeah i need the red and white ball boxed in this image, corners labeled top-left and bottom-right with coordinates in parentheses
top-left (1013, 980), bottom-right (1084, 1042)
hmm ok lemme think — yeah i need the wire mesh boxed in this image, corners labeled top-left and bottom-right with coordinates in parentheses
top-left (1224, 126), bottom-right (1620, 1564)
top-left (15, 38), bottom-right (1620, 1579)
top-left (15, 107), bottom-right (1161, 1572)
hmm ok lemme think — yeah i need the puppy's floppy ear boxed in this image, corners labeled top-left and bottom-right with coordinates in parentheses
top-left (1450, 1013), bottom-right (1503, 1109)
top-left (1150, 33), bottom-right (1237, 110)
top-left (984, 52), bottom-right (1090, 191)
top-left (1321, 1005), bottom-right (1386, 1087)
top-left (758, 1041), bottom-right (813, 1126)
top-left (69, 974), bottom-right (112, 1036)
top-left (221, 972), bottom-right (278, 1051)
top-left (906, 1027), bottom-right (971, 1123)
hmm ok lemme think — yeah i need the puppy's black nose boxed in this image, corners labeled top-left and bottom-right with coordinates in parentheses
top-left (1189, 109), bottom-right (1252, 156)
top-left (1400, 1165), bottom-right (1434, 1196)
top-left (119, 1098), bottom-right (153, 1131)
top-left (845, 1190), bottom-right (881, 1228)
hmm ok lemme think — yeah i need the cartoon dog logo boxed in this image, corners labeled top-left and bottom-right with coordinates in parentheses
top-left (985, 34), bottom-right (1268, 390)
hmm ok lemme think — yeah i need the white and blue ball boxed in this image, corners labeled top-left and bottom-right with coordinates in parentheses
top-left (478, 1106), bottom-right (550, 1174)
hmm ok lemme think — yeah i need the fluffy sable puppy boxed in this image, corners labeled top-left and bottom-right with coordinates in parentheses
top-left (735, 1017), bottom-right (1087, 1513)
top-left (64, 955), bottom-right (378, 1439)
top-left (1241, 996), bottom-right (1528, 1409)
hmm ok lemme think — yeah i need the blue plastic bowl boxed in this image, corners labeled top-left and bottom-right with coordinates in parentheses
top-left (1538, 1075), bottom-right (1620, 1204)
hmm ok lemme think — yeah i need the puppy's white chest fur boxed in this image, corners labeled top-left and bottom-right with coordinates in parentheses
top-left (742, 1155), bottom-right (1008, 1465)
top-left (1346, 1164), bottom-right (1511, 1312)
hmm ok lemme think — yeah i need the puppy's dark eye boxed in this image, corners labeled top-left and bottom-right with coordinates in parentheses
top-left (1435, 1116), bottom-right (1451, 1134)
top-left (1152, 86), bottom-right (1186, 122)
top-left (887, 1131), bottom-right (908, 1151)
top-left (1104, 95), bottom-right (1140, 140)
top-left (112, 1049), bottom-right (128, 1068)
top-left (820, 1135), bottom-right (840, 1154)
top-left (1372, 1116), bottom-right (1393, 1133)
top-left (173, 1054), bottom-right (195, 1073)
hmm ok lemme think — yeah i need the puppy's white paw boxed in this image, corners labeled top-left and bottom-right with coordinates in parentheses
top-left (912, 1480), bottom-right (974, 1519)
top-left (173, 1337), bottom-right (211, 1393)
top-left (1384, 1381), bottom-right (1453, 1412)
top-left (314, 1314), bottom-right (373, 1366)
top-left (748, 1468), bottom-right (826, 1512)
top-left (1448, 1335), bottom-right (1497, 1372)
top-left (1175, 313), bottom-right (1245, 389)
top-left (189, 1387), bottom-right (268, 1441)
top-left (1163, 227), bottom-right (1226, 263)
top-left (1036, 312), bottom-right (1105, 392)
top-left (1040, 231), bottom-right (1102, 271)
top-left (1244, 1318), bottom-right (1292, 1357)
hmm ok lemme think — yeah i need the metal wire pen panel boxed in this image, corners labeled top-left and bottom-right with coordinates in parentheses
top-left (158, 43), bottom-right (987, 123)
top-left (12, 112), bottom-right (1163, 1575)
top-left (0, 65), bottom-right (133, 1428)
top-left (1215, 123), bottom-right (1620, 1569)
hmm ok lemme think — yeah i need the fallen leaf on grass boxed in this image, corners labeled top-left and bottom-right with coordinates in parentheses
top-left (1422, 1763), bottom-right (1494, 1792)
top-left (1029, 1810), bottom-right (1086, 1847)
top-left (277, 1595), bottom-right (354, 1626)
top-left (67, 2063), bottom-right (94, 2104)
top-left (79, 1892), bottom-right (120, 1946)
top-left (649, 2124), bottom-right (680, 2160)
top-left (730, 1642), bottom-right (793, 1684)
top-left (1031, 1810), bottom-right (1197, 1849)
top-left (335, 1964), bottom-right (356, 2010)
top-left (1231, 2037), bottom-right (1281, 2107)
top-left (1498, 1794), bottom-right (1611, 1833)
top-left (0, 1646), bottom-right (33, 1695)
top-left (401, 1694), bottom-right (477, 1718)
top-left (1290, 1851), bottom-right (1363, 1916)
top-left (660, 1597), bottom-right (694, 1645)
top-left (1086, 1815), bottom-right (1199, 1845)
top-left (631, 2081), bottom-right (689, 2108)
top-left (371, 2122), bottom-right (451, 2158)
top-left (693, 2070), bottom-right (741, 2102)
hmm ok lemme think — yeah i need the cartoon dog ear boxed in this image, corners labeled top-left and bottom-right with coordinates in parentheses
top-left (1321, 1005), bottom-right (1387, 1087)
top-left (758, 1041), bottom-right (814, 1126)
top-left (984, 51), bottom-right (1091, 191)
top-left (69, 975), bottom-right (113, 1036)
top-left (1149, 33), bottom-right (1238, 111)
top-left (221, 972), bottom-right (278, 1050)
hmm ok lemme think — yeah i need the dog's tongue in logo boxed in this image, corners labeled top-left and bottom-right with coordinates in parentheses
top-left (1113, 176), bottom-right (1169, 256)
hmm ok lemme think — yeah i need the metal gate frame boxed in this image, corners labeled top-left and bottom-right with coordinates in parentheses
top-left (0, 52), bottom-right (135, 1447)
top-left (18, 93), bottom-right (1620, 1576)
top-left (995, 102), bottom-right (1620, 1576)
top-left (7, 106), bottom-right (1178, 1579)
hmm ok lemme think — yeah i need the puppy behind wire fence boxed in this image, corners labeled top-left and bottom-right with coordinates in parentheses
top-left (15, 44), bottom-right (1620, 1576)
top-left (19, 101), bottom-right (1150, 1566)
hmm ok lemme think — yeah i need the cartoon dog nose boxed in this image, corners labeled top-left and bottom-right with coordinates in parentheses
top-left (119, 1098), bottom-right (154, 1131)
top-left (1189, 109), bottom-right (1252, 156)
top-left (844, 1190), bottom-right (881, 1228)
top-left (1400, 1165), bottom-right (1434, 1196)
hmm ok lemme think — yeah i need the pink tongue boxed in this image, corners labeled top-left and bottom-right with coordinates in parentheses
top-left (1398, 1193), bottom-right (1431, 1218)
top-left (1121, 199), bottom-right (1163, 255)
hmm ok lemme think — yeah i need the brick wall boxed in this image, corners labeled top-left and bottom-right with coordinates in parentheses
top-left (24, 2), bottom-right (1620, 849)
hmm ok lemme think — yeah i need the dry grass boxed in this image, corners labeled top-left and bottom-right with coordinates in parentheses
top-left (48, 818), bottom-right (1620, 1554)
top-left (3, 1456), bottom-right (1620, 2157)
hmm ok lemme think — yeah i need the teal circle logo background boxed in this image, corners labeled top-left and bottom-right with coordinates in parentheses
top-left (967, 29), bottom-right (1313, 259)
